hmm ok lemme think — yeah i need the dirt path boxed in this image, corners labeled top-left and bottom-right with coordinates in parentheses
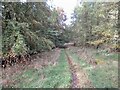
top-left (65, 50), bottom-right (94, 88)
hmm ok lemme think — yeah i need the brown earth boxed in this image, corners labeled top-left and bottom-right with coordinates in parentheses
top-left (1, 48), bottom-right (61, 87)
top-left (65, 50), bottom-right (94, 88)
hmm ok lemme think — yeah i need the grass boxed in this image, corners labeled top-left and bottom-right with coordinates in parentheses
top-left (6, 49), bottom-right (71, 88)
top-left (3, 48), bottom-right (118, 88)
top-left (91, 50), bottom-right (118, 88)
top-left (67, 50), bottom-right (91, 68)
top-left (41, 49), bottom-right (71, 88)
top-left (67, 48), bottom-right (118, 88)
top-left (95, 49), bottom-right (118, 61)
top-left (88, 65), bottom-right (118, 88)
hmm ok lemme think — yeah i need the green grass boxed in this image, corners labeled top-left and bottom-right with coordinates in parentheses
top-left (9, 68), bottom-right (41, 88)
top-left (95, 49), bottom-right (118, 61)
top-left (41, 49), bottom-right (71, 88)
top-left (67, 50), bottom-right (91, 68)
top-left (6, 49), bottom-right (71, 88)
top-left (91, 50), bottom-right (118, 88)
top-left (67, 49), bottom-right (118, 88)
top-left (88, 65), bottom-right (118, 88)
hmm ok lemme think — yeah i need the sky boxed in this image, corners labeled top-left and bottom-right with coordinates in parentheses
top-left (47, 0), bottom-right (78, 25)
top-left (21, 0), bottom-right (78, 25)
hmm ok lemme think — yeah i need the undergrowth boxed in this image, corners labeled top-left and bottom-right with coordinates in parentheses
top-left (67, 49), bottom-right (118, 88)
top-left (4, 49), bottom-right (71, 88)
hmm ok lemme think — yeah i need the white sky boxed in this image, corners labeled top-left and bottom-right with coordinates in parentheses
top-left (21, 0), bottom-right (78, 25)
top-left (47, 0), bottom-right (78, 25)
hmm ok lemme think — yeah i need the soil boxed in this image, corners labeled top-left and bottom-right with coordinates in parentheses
top-left (65, 50), bottom-right (94, 88)
top-left (1, 48), bottom-right (61, 87)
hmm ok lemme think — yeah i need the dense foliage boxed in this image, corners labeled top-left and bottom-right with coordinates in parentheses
top-left (1, 2), bottom-right (71, 66)
top-left (71, 2), bottom-right (119, 52)
top-left (0, 1), bottom-right (119, 67)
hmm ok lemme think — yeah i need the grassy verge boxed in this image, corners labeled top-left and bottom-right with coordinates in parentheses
top-left (88, 65), bottom-right (118, 88)
top-left (95, 49), bottom-right (118, 61)
top-left (5, 49), bottom-right (71, 88)
top-left (91, 49), bottom-right (118, 88)
top-left (67, 50), bottom-right (90, 68)
top-left (67, 48), bottom-right (118, 88)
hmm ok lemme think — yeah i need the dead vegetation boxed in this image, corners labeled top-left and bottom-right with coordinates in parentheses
top-left (1, 48), bottom-right (61, 87)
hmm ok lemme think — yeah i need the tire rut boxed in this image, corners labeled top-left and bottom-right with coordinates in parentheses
top-left (65, 50), bottom-right (94, 88)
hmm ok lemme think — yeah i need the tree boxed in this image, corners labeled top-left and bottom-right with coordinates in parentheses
top-left (1, 1), bottom-right (69, 67)
top-left (70, 2), bottom-right (119, 51)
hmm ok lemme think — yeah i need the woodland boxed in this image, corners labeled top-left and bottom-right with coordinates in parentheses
top-left (0, 1), bottom-right (119, 88)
